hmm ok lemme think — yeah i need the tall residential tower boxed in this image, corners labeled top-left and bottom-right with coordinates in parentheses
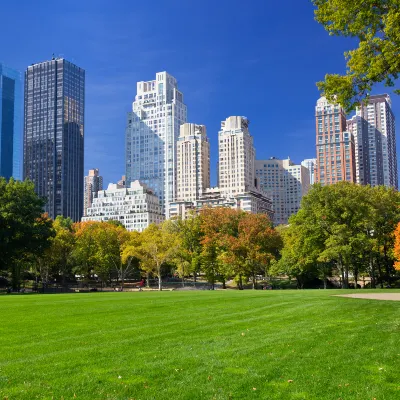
top-left (218, 116), bottom-right (256, 195)
top-left (84, 168), bottom-right (103, 216)
top-left (24, 58), bottom-right (85, 221)
top-left (356, 94), bottom-right (397, 188)
top-left (176, 123), bottom-right (210, 202)
top-left (315, 97), bottom-right (356, 185)
top-left (125, 72), bottom-right (187, 216)
top-left (0, 63), bottom-right (22, 180)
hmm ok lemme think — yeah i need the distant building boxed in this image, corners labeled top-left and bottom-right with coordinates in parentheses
top-left (170, 116), bottom-right (273, 220)
top-left (117, 175), bottom-right (126, 188)
top-left (301, 158), bottom-right (316, 185)
top-left (218, 116), bottom-right (256, 195)
top-left (169, 187), bottom-right (273, 220)
top-left (83, 169), bottom-right (103, 217)
top-left (176, 123), bottom-right (210, 202)
top-left (347, 115), bottom-right (371, 185)
top-left (125, 71), bottom-right (187, 216)
top-left (352, 94), bottom-right (397, 188)
top-left (256, 158), bottom-right (310, 225)
top-left (24, 58), bottom-right (85, 221)
top-left (315, 97), bottom-right (356, 185)
top-left (82, 180), bottom-right (164, 231)
top-left (0, 63), bottom-right (22, 180)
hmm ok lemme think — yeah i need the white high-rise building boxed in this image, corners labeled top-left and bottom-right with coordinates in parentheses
top-left (255, 158), bottom-right (310, 225)
top-left (83, 169), bottom-right (103, 217)
top-left (176, 123), bottom-right (210, 202)
top-left (125, 72), bottom-right (187, 217)
top-left (82, 180), bottom-right (164, 232)
top-left (347, 115), bottom-right (371, 185)
top-left (354, 94), bottom-right (397, 188)
top-left (301, 158), bottom-right (316, 185)
top-left (218, 116), bottom-right (256, 195)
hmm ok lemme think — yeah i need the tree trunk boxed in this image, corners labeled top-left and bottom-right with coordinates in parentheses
top-left (238, 274), bottom-right (243, 290)
top-left (376, 261), bottom-right (384, 289)
top-left (370, 255), bottom-right (376, 288)
top-left (354, 268), bottom-right (358, 289)
top-left (222, 278), bottom-right (226, 289)
top-left (158, 267), bottom-right (162, 291)
top-left (384, 244), bottom-right (391, 286)
top-left (146, 271), bottom-right (150, 288)
top-left (252, 272), bottom-right (256, 290)
top-left (338, 255), bottom-right (347, 289)
top-left (323, 276), bottom-right (327, 289)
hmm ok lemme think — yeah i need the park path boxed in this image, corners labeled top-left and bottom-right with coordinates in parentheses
top-left (336, 293), bottom-right (400, 301)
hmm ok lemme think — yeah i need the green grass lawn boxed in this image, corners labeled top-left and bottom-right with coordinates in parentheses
top-left (0, 290), bottom-right (399, 400)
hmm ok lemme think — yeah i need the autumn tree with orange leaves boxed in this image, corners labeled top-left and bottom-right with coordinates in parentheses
top-left (393, 223), bottom-right (400, 272)
top-left (199, 208), bottom-right (282, 289)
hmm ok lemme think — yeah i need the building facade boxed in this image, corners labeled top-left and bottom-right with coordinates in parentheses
top-left (82, 180), bottom-right (164, 231)
top-left (170, 116), bottom-right (273, 220)
top-left (218, 116), bottom-right (256, 195)
top-left (0, 63), bottom-right (22, 180)
top-left (355, 94), bottom-right (397, 188)
top-left (315, 97), bottom-right (356, 185)
top-left (125, 72), bottom-right (187, 217)
top-left (24, 58), bottom-right (85, 221)
top-left (347, 115), bottom-right (371, 185)
top-left (83, 169), bottom-right (103, 217)
top-left (256, 158), bottom-right (310, 225)
top-left (176, 123), bottom-right (210, 202)
top-left (301, 158), bottom-right (316, 185)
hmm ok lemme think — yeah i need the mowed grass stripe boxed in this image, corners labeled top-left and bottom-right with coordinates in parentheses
top-left (1, 290), bottom-right (399, 399)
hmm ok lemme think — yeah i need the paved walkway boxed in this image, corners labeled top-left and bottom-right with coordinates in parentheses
top-left (336, 293), bottom-right (400, 301)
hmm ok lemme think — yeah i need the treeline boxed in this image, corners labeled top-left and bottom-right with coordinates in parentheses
top-left (278, 182), bottom-right (400, 288)
top-left (1, 178), bottom-right (400, 291)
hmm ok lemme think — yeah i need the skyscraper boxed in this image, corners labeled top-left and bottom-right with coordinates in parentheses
top-left (256, 158), bottom-right (310, 225)
top-left (84, 168), bottom-right (103, 217)
top-left (347, 114), bottom-right (371, 185)
top-left (0, 63), bottom-right (22, 180)
top-left (301, 158), bottom-right (316, 185)
top-left (125, 72), bottom-right (187, 216)
top-left (218, 116), bottom-right (256, 195)
top-left (176, 123), bottom-right (210, 202)
top-left (315, 97), bottom-right (356, 185)
top-left (354, 94), bottom-right (397, 188)
top-left (24, 58), bottom-right (85, 221)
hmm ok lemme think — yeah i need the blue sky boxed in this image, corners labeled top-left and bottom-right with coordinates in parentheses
top-left (1, 0), bottom-right (399, 186)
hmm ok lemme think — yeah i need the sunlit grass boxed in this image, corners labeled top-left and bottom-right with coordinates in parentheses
top-left (0, 289), bottom-right (399, 399)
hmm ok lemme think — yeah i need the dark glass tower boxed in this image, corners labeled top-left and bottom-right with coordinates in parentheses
top-left (0, 63), bottom-right (22, 180)
top-left (24, 58), bottom-right (85, 221)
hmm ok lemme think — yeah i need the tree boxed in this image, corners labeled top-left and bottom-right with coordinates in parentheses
top-left (200, 208), bottom-right (243, 288)
top-left (393, 223), bottom-right (400, 272)
top-left (46, 216), bottom-right (75, 286)
top-left (173, 213), bottom-right (203, 284)
top-left (138, 223), bottom-right (179, 291)
top-left (235, 213), bottom-right (282, 289)
top-left (313, 0), bottom-right (400, 111)
top-left (0, 178), bottom-right (54, 289)
top-left (120, 231), bottom-right (142, 288)
top-left (74, 221), bottom-right (129, 286)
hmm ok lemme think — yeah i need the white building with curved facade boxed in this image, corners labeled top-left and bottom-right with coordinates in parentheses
top-left (82, 180), bottom-right (164, 231)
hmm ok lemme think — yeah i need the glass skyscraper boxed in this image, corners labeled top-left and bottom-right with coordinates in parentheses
top-left (24, 58), bottom-right (85, 221)
top-left (125, 72), bottom-right (187, 216)
top-left (0, 63), bottom-right (22, 180)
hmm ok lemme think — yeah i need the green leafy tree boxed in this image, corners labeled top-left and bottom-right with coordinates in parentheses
top-left (138, 223), bottom-right (180, 291)
top-left (0, 178), bottom-right (54, 289)
top-left (313, 0), bottom-right (400, 111)
top-left (46, 216), bottom-right (75, 286)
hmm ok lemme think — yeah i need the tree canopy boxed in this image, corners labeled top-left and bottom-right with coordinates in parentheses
top-left (313, 0), bottom-right (400, 111)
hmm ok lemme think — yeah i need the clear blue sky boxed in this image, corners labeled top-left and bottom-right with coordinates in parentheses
top-left (1, 0), bottom-right (399, 186)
